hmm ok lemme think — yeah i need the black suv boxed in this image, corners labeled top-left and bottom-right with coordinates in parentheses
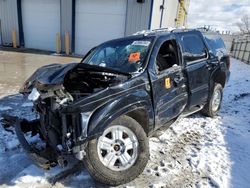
top-left (3, 28), bottom-right (230, 186)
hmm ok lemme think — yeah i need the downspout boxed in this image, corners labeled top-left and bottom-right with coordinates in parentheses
top-left (71, 0), bottom-right (76, 53)
top-left (17, 0), bottom-right (24, 46)
top-left (159, 0), bottom-right (165, 28)
top-left (148, 0), bottom-right (154, 30)
top-left (124, 0), bottom-right (128, 36)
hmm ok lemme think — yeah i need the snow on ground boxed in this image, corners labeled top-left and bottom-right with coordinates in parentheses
top-left (0, 58), bottom-right (250, 188)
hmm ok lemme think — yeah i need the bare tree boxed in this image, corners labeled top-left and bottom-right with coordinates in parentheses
top-left (236, 15), bottom-right (250, 34)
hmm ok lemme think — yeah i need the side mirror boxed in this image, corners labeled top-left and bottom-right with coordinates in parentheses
top-left (216, 50), bottom-right (224, 62)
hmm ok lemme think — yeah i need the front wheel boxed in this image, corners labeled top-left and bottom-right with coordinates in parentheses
top-left (83, 115), bottom-right (149, 186)
top-left (201, 83), bottom-right (223, 117)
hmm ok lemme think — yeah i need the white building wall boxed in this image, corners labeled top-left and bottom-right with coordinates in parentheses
top-left (0, 0), bottom-right (187, 52)
top-left (0, 0), bottom-right (19, 46)
top-left (162, 0), bottom-right (179, 28)
top-left (21, 0), bottom-right (60, 51)
top-left (150, 0), bottom-right (188, 30)
top-left (150, 0), bottom-right (163, 30)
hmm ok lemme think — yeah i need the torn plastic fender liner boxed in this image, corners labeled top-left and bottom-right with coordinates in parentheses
top-left (15, 119), bottom-right (52, 170)
top-left (15, 122), bottom-right (50, 170)
top-left (1, 114), bottom-right (51, 169)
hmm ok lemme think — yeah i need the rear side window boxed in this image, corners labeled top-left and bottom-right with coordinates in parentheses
top-left (203, 34), bottom-right (226, 55)
top-left (181, 34), bottom-right (207, 63)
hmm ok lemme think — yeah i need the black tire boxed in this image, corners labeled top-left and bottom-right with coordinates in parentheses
top-left (83, 115), bottom-right (149, 186)
top-left (201, 83), bottom-right (223, 117)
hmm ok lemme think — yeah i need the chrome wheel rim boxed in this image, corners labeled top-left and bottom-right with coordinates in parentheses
top-left (212, 89), bottom-right (221, 112)
top-left (97, 125), bottom-right (139, 171)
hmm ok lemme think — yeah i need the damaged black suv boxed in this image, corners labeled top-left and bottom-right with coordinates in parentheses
top-left (4, 29), bottom-right (230, 186)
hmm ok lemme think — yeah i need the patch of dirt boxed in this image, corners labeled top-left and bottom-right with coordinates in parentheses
top-left (233, 93), bottom-right (250, 101)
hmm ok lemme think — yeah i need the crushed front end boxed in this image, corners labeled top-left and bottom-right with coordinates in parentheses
top-left (3, 62), bottom-right (129, 169)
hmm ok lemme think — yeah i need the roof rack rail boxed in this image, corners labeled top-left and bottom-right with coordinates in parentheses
top-left (133, 27), bottom-right (214, 36)
top-left (132, 30), bottom-right (151, 36)
top-left (170, 27), bottom-right (190, 33)
top-left (195, 27), bottom-right (212, 32)
top-left (151, 28), bottom-right (172, 32)
top-left (133, 27), bottom-right (181, 36)
top-left (152, 27), bottom-right (190, 33)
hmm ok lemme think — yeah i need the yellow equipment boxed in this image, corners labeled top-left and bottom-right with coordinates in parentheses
top-left (176, 0), bottom-right (190, 27)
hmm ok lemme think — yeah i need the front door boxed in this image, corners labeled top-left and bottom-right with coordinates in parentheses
top-left (177, 31), bottom-right (210, 108)
top-left (148, 37), bottom-right (188, 129)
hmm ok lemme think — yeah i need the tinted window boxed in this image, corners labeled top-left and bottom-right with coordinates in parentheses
top-left (156, 40), bottom-right (178, 72)
top-left (203, 33), bottom-right (226, 55)
top-left (181, 34), bottom-right (207, 63)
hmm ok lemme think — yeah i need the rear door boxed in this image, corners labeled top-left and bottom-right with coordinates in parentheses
top-left (148, 36), bottom-right (188, 128)
top-left (177, 31), bottom-right (210, 108)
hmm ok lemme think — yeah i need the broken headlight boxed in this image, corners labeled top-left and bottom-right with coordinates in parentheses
top-left (28, 88), bottom-right (40, 102)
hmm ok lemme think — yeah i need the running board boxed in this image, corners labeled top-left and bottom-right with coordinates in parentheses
top-left (180, 105), bottom-right (204, 118)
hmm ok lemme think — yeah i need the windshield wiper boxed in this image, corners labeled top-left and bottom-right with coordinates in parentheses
top-left (76, 63), bottom-right (131, 77)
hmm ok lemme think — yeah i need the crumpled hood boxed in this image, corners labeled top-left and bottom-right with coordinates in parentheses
top-left (20, 63), bottom-right (78, 93)
top-left (20, 62), bottom-right (130, 93)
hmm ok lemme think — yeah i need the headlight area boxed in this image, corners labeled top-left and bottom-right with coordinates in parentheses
top-left (71, 112), bottom-right (91, 161)
top-left (80, 112), bottom-right (91, 138)
top-left (22, 86), bottom-right (91, 164)
top-left (28, 88), bottom-right (40, 101)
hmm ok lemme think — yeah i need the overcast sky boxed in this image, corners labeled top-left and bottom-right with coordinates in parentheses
top-left (187, 0), bottom-right (250, 33)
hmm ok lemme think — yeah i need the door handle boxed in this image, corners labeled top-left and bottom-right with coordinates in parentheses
top-left (206, 62), bottom-right (219, 70)
top-left (174, 77), bottom-right (183, 85)
top-left (206, 64), bottom-right (212, 70)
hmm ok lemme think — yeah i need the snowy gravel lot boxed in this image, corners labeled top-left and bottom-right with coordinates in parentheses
top-left (0, 58), bottom-right (250, 188)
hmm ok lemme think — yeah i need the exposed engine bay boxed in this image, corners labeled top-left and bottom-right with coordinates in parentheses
top-left (63, 64), bottom-right (129, 99)
top-left (7, 63), bottom-right (130, 168)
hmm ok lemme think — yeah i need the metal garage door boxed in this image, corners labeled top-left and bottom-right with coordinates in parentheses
top-left (0, 21), bottom-right (2, 46)
top-left (22, 0), bottom-right (60, 51)
top-left (75, 0), bottom-right (127, 55)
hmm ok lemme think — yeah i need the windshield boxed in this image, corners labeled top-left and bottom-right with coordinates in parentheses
top-left (82, 38), bottom-right (153, 73)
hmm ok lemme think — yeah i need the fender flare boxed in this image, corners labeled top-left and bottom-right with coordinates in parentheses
top-left (86, 98), bottom-right (154, 139)
top-left (209, 67), bottom-right (226, 96)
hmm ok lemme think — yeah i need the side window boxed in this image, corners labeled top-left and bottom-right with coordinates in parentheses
top-left (181, 34), bottom-right (207, 63)
top-left (156, 39), bottom-right (179, 73)
top-left (203, 34), bottom-right (226, 55)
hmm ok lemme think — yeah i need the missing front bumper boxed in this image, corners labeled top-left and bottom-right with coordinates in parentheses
top-left (1, 115), bottom-right (58, 169)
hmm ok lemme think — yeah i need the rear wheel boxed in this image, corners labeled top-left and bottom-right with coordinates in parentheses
top-left (83, 115), bottom-right (149, 186)
top-left (202, 83), bottom-right (223, 117)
